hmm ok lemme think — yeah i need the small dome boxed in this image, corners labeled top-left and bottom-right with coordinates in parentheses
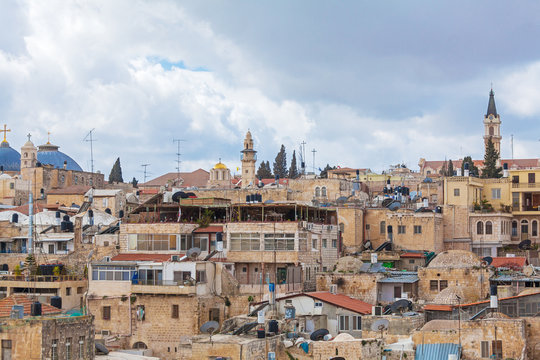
top-left (214, 162), bottom-right (227, 170)
top-left (0, 141), bottom-right (21, 172)
top-left (433, 286), bottom-right (465, 305)
top-left (0, 173), bottom-right (12, 180)
top-left (428, 250), bottom-right (481, 268)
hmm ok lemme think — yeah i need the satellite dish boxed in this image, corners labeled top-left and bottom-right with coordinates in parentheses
top-left (172, 191), bottom-right (187, 202)
top-left (370, 318), bottom-right (389, 332)
top-left (186, 247), bottom-right (201, 260)
top-left (381, 198), bottom-right (393, 208)
top-left (519, 239), bottom-right (532, 250)
top-left (387, 201), bottom-right (401, 211)
top-left (310, 328), bottom-right (329, 341)
top-left (390, 299), bottom-right (412, 314)
top-left (524, 264), bottom-right (536, 277)
top-left (482, 256), bottom-right (493, 267)
top-left (200, 321), bottom-right (220, 334)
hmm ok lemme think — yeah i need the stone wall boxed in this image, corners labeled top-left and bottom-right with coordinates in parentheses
top-left (338, 207), bottom-right (364, 250)
top-left (282, 338), bottom-right (383, 360)
top-left (316, 273), bottom-right (380, 304)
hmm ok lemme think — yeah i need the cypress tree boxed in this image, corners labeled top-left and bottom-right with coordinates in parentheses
top-left (108, 158), bottom-right (124, 183)
top-left (273, 145), bottom-right (288, 178)
top-left (447, 160), bottom-right (454, 177)
top-left (256, 161), bottom-right (273, 178)
top-left (482, 138), bottom-right (502, 178)
top-left (288, 150), bottom-right (299, 179)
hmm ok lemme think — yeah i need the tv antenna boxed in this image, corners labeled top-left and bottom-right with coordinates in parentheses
top-left (510, 134), bottom-right (514, 160)
top-left (173, 139), bottom-right (186, 187)
top-left (312, 148), bottom-right (317, 174)
top-left (300, 141), bottom-right (307, 175)
top-left (141, 164), bottom-right (151, 184)
top-left (83, 129), bottom-right (96, 174)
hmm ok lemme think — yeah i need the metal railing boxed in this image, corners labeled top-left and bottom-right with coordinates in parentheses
top-left (0, 275), bottom-right (84, 282)
top-left (512, 183), bottom-right (540, 189)
top-left (133, 279), bottom-right (195, 286)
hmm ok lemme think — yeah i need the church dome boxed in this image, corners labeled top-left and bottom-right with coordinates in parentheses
top-left (37, 143), bottom-right (83, 171)
top-left (0, 141), bottom-right (21, 172)
top-left (213, 161), bottom-right (227, 170)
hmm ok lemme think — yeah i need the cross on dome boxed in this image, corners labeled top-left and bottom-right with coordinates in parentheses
top-left (1, 124), bottom-right (11, 143)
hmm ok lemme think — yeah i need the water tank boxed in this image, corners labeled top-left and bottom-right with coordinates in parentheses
top-left (118, 210), bottom-right (124, 218)
top-left (31, 302), bottom-right (42, 316)
top-left (60, 221), bottom-right (68, 231)
top-left (63, 215), bottom-right (70, 222)
top-left (11, 213), bottom-right (18, 223)
top-left (88, 209), bottom-right (94, 218)
top-left (51, 296), bottom-right (62, 309)
top-left (105, 208), bottom-right (111, 215)
top-left (67, 221), bottom-right (74, 232)
top-left (257, 194), bottom-right (262, 203)
top-left (246, 195), bottom-right (250, 203)
top-left (268, 320), bottom-right (278, 334)
top-left (435, 206), bottom-right (442, 214)
top-left (56, 211), bottom-right (61, 219)
top-left (257, 329), bottom-right (266, 338)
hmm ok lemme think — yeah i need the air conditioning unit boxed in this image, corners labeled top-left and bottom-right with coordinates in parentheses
top-left (101, 330), bottom-right (110, 336)
top-left (171, 255), bottom-right (180, 262)
top-left (103, 256), bottom-right (111, 262)
top-left (372, 306), bottom-right (383, 316)
top-left (329, 284), bottom-right (337, 294)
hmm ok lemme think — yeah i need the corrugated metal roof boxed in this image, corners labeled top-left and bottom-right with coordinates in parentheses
top-left (415, 343), bottom-right (460, 360)
top-left (379, 274), bottom-right (419, 283)
top-left (491, 275), bottom-right (540, 282)
top-left (359, 262), bottom-right (387, 273)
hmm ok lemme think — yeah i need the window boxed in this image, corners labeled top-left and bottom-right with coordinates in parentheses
top-left (380, 221), bottom-right (386, 234)
top-left (522, 220), bottom-right (529, 235)
top-left (128, 233), bottom-right (182, 251)
top-left (66, 337), bottom-right (72, 360)
top-left (138, 269), bottom-right (163, 285)
top-left (321, 187), bottom-right (327, 197)
top-left (485, 221), bottom-right (493, 235)
top-left (533, 221), bottom-right (538, 237)
top-left (196, 270), bottom-right (207, 283)
top-left (102, 306), bottom-right (111, 320)
top-left (491, 188), bottom-right (501, 199)
top-left (481, 341), bottom-right (489, 358)
top-left (512, 175), bottom-right (519, 184)
top-left (2, 340), bottom-right (12, 360)
top-left (454, 188), bottom-right (460, 196)
top-left (489, 126), bottom-right (494, 136)
top-left (312, 238), bottom-right (318, 250)
top-left (332, 239), bottom-right (337, 248)
top-left (193, 234), bottom-right (209, 252)
top-left (209, 308), bottom-right (220, 322)
top-left (172, 305), bottom-right (179, 319)
top-left (512, 192), bottom-right (520, 211)
top-left (512, 221), bottom-right (518, 237)
top-left (439, 280), bottom-right (448, 290)
top-left (58, 242), bottom-right (67, 252)
top-left (430, 280), bottom-right (438, 291)
top-left (230, 233), bottom-right (260, 251)
top-left (352, 316), bottom-right (361, 331)
top-left (264, 233), bottom-right (295, 251)
top-left (66, 287), bottom-right (71, 296)
top-left (529, 173), bottom-right (536, 184)
top-left (242, 267), bottom-right (247, 273)
top-left (77, 287), bottom-right (83, 294)
top-left (398, 225), bottom-right (406, 234)
top-left (477, 221), bottom-right (484, 235)
top-left (51, 339), bottom-right (58, 360)
top-left (315, 187), bottom-right (321, 197)
top-left (409, 259), bottom-right (415, 264)
top-left (9, 183), bottom-right (13, 190)
top-left (414, 225), bottom-right (422, 234)
top-left (78, 336), bottom-right (85, 359)
top-left (339, 315), bottom-right (350, 331)
top-left (92, 265), bottom-right (136, 281)
top-left (102, 198), bottom-right (108, 207)
top-left (492, 340), bottom-right (503, 358)
top-left (322, 239), bottom-right (327, 248)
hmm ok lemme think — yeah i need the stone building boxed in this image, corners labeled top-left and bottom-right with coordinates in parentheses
top-left (240, 130), bottom-right (257, 188)
top-left (207, 160), bottom-right (232, 188)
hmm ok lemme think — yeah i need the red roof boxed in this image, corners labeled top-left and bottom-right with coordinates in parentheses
top-left (1, 203), bottom-right (47, 216)
top-left (193, 226), bottom-right (223, 233)
top-left (424, 290), bottom-right (540, 311)
top-left (141, 169), bottom-right (210, 188)
top-left (401, 252), bottom-right (425, 258)
top-left (0, 295), bottom-right (62, 318)
top-left (48, 185), bottom-right (92, 195)
top-left (490, 257), bottom-right (527, 269)
top-left (302, 292), bottom-right (372, 315)
top-left (424, 304), bottom-right (453, 311)
top-left (111, 253), bottom-right (180, 262)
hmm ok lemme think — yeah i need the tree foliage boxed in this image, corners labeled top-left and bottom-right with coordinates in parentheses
top-left (288, 150), bottom-right (299, 179)
top-left (447, 159), bottom-right (454, 177)
top-left (108, 157), bottom-right (124, 183)
top-left (320, 164), bottom-right (336, 178)
top-left (256, 161), bottom-right (273, 178)
top-left (482, 138), bottom-right (502, 178)
top-left (273, 145), bottom-right (288, 178)
top-left (24, 253), bottom-right (37, 275)
top-left (131, 177), bottom-right (138, 188)
top-left (462, 156), bottom-right (479, 176)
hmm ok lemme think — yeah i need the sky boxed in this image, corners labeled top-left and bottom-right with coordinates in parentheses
top-left (1, 1), bottom-right (539, 181)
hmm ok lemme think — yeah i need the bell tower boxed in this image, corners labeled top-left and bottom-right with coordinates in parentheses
top-left (21, 133), bottom-right (37, 169)
top-left (240, 131), bottom-right (257, 188)
top-left (483, 89), bottom-right (502, 155)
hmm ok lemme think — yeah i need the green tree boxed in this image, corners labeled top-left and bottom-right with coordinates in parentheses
top-left (320, 164), bottom-right (336, 179)
top-left (131, 177), bottom-right (138, 188)
top-left (440, 160), bottom-right (448, 176)
top-left (273, 145), bottom-right (288, 178)
top-left (447, 159), bottom-right (454, 177)
top-left (108, 157), bottom-right (124, 183)
top-left (462, 156), bottom-right (479, 176)
top-left (288, 150), bottom-right (299, 179)
top-left (24, 253), bottom-right (37, 275)
top-left (482, 138), bottom-right (503, 178)
top-left (256, 161), bottom-right (273, 178)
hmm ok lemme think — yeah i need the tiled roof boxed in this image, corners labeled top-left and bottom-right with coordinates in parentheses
top-left (193, 226), bottom-right (223, 233)
top-left (1, 203), bottom-right (46, 216)
top-left (111, 253), bottom-right (180, 262)
top-left (415, 343), bottom-right (461, 360)
top-left (48, 185), bottom-right (92, 195)
top-left (401, 252), bottom-right (425, 258)
top-left (305, 292), bottom-right (372, 315)
top-left (491, 257), bottom-right (527, 269)
top-left (141, 169), bottom-right (209, 188)
top-left (424, 290), bottom-right (540, 311)
top-left (421, 158), bottom-right (539, 171)
top-left (0, 295), bottom-right (62, 318)
top-left (424, 304), bottom-right (453, 311)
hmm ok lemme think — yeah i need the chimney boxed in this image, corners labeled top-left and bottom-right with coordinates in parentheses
top-left (503, 163), bottom-right (509, 178)
top-left (74, 216), bottom-right (82, 251)
top-left (464, 163), bottom-right (470, 177)
top-left (371, 253), bottom-right (378, 264)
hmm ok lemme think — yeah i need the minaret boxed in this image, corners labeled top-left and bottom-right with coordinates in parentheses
top-left (483, 89), bottom-right (502, 155)
top-left (21, 133), bottom-right (37, 169)
top-left (240, 131), bottom-right (257, 188)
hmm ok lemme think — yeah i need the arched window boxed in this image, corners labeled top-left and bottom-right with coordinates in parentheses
top-left (477, 221), bottom-right (484, 235)
top-left (24, 152), bottom-right (27, 157)
top-left (521, 220), bottom-right (529, 235)
top-left (315, 187), bottom-right (320, 197)
top-left (380, 221), bottom-right (386, 234)
top-left (512, 221), bottom-right (518, 237)
top-left (533, 220), bottom-right (538, 237)
top-left (485, 221), bottom-right (493, 235)
top-left (321, 186), bottom-right (327, 197)
top-left (133, 342), bottom-right (147, 350)
top-left (489, 126), bottom-right (494, 136)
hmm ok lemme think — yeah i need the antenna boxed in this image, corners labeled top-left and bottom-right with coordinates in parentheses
top-left (311, 148), bottom-right (317, 174)
top-left (510, 134), bottom-right (514, 160)
top-left (141, 164), bottom-right (151, 184)
top-left (83, 129), bottom-right (96, 174)
top-left (300, 141), bottom-right (307, 175)
top-left (173, 139), bottom-right (186, 187)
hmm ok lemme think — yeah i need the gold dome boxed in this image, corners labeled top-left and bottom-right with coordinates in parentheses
top-left (214, 162), bottom-right (227, 170)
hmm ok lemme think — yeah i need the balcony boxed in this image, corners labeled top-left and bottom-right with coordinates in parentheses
top-left (131, 280), bottom-right (196, 295)
top-left (512, 182), bottom-right (540, 191)
top-left (0, 275), bottom-right (84, 282)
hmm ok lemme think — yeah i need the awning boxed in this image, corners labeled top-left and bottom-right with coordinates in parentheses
top-left (37, 238), bottom-right (73, 242)
top-left (0, 238), bottom-right (13, 243)
top-left (193, 226), bottom-right (223, 233)
top-left (379, 275), bottom-right (419, 283)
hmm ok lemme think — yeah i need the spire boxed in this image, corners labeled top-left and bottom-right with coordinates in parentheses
top-left (486, 88), bottom-right (498, 116)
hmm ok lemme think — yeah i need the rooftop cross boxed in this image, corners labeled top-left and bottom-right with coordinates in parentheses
top-left (47, 131), bottom-right (51, 144)
top-left (27, 133), bottom-right (31, 142)
top-left (1, 124), bottom-right (11, 143)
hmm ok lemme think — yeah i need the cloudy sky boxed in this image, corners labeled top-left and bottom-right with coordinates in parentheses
top-left (1, 1), bottom-right (539, 181)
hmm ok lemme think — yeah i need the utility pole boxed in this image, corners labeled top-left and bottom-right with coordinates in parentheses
top-left (83, 129), bottom-right (96, 174)
top-left (173, 139), bottom-right (186, 187)
top-left (312, 148), bottom-right (317, 175)
top-left (141, 164), bottom-right (151, 184)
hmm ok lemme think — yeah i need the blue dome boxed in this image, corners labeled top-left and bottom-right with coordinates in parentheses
top-left (0, 142), bottom-right (21, 171)
top-left (37, 143), bottom-right (83, 171)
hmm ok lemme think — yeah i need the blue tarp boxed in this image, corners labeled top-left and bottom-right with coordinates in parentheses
top-left (415, 343), bottom-right (460, 360)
